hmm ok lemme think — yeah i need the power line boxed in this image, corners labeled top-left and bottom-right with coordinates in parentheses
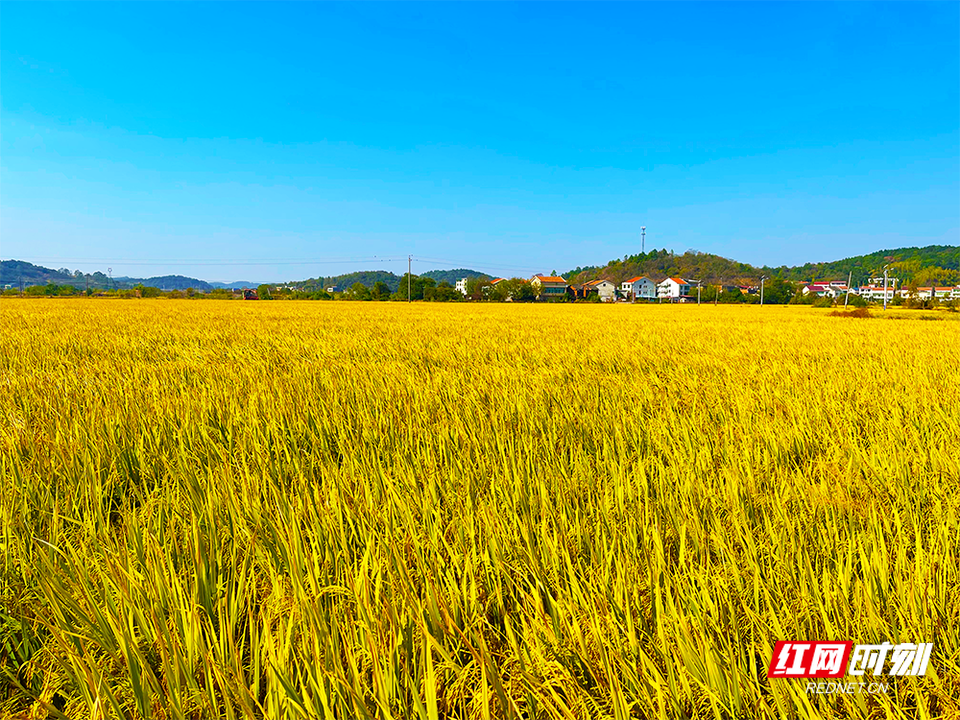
top-left (9, 253), bottom-right (559, 278)
top-left (4, 256), bottom-right (409, 267)
top-left (413, 256), bottom-right (544, 274)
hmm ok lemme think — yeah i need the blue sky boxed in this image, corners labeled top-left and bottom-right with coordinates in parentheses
top-left (2, 2), bottom-right (957, 282)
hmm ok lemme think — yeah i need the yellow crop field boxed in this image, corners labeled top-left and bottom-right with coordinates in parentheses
top-left (1, 299), bottom-right (958, 720)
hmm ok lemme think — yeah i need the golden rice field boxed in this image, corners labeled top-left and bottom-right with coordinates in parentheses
top-left (1, 299), bottom-right (958, 720)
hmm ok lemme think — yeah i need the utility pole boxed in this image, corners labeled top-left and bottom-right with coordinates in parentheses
top-left (697, 281), bottom-right (702, 305)
top-left (641, 226), bottom-right (646, 255)
top-left (108, 267), bottom-right (113, 294)
top-left (715, 278), bottom-right (722, 306)
top-left (844, 270), bottom-right (852, 309)
top-left (883, 266), bottom-right (889, 311)
top-left (407, 255), bottom-right (412, 303)
top-left (760, 275), bottom-right (768, 306)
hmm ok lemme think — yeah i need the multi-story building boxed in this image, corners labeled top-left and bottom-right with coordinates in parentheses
top-left (621, 276), bottom-right (656, 300)
top-left (657, 277), bottom-right (692, 301)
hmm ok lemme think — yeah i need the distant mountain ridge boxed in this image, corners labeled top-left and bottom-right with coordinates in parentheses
top-left (0, 260), bottom-right (219, 291)
top-left (208, 281), bottom-right (265, 290)
top-left (4, 245), bottom-right (958, 293)
top-left (0, 260), bottom-right (271, 291)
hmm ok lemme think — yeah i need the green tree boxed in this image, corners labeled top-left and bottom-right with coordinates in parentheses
top-left (372, 281), bottom-right (391, 300)
top-left (349, 282), bottom-right (372, 300)
top-left (426, 281), bottom-right (462, 302)
top-left (257, 284), bottom-right (273, 300)
top-left (761, 276), bottom-right (792, 304)
top-left (392, 274), bottom-right (435, 301)
top-left (501, 279), bottom-right (536, 302)
top-left (133, 284), bottom-right (162, 298)
top-left (465, 277), bottom-right (490, 301)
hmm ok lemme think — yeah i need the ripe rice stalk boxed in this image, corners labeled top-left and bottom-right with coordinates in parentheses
top-left (0, 300), bottom-right (957, 718)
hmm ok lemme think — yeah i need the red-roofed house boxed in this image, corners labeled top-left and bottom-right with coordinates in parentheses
top-left (621, 276), bottom-right (656, 300)
top-left (657, 277), bottom-right (691, 300)
top-left (803, 282), bottom-right (850, 298)
top-left (913, 286), bottom-right (956, 300)
top-left (530, 275), bottom-right (568, 298)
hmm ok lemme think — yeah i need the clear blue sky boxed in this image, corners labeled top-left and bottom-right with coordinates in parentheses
top-left (2, 2), bottom-right (958, 282)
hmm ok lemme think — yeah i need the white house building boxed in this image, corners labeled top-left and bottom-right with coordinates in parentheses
top-left (455, 278), bottom-right (468, 296)
top-left (657, 277), bottom-right (692, 301)
top-left (621, 276), bottom-right (656, 300)
top-left (912, 286), bottom-right (956, 300)
top-left (802, 283), bottom-right (848, 299)
top-left (858, 284), bottom-right (898, 302)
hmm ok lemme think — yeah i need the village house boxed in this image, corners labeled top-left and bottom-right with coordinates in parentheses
top-left (858, 284), bottom-right (898, 302)
top-left (802, 283), bottom-right (847, 299)
top-left (621, 276), bottom-right (656, 300)
top-left (455, 278), bottom-right (468, 296)
top-left (530, 275), bottom-right (568, 299)
top-left (657, 277), bottom-right (692, 301)
top-left (579, 278), bottom-right (617, 301)
top-left (908, 286), bottom-right (957, 300)
top-left (480, 278), bottom-right (504, 297)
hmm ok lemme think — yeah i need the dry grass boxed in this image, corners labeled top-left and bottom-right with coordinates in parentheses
top-left (829, 307), bottom-right (872, 319)
top-left (1, 300), bottom-right (958, 719)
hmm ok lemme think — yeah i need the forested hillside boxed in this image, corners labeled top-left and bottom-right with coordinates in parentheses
top-left (777, 245), bottom-right (959, 286)
top-left (563, 245), bottom-right (959, 287)
top-left (564, 250), bottom-right (759, 286)
top-left (420, 268), bottom-right (491, 285)
top-left (300, 270), bottom-right (403, 292)
top-left (0, 261), bottom-right (213, 291)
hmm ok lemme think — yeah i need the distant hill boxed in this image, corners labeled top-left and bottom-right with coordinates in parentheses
top-left (4, 248), bottom-right (957, 294)
top-left (420, 268), bottom-right (491, 285)
top-left (300, 268), bottom-right (489, 292)
top-left (1, 260), bottom-right (212, 291)
top-left (1, 260), bottom-right (81, 288)
top-left (562, 250), bottom-right (759, 286)
top-left (775, 245), bottom-right (960, 286)
top-left (562, 245), bottom-right (959, 287)
top-left (208, 281), bottom-right (264, 290)
top-left (300, 270), bottom-right (404, 292)
top-left (120, 275), bottom-right (214, 291)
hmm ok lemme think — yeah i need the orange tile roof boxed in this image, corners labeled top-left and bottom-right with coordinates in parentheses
top-left (623, 276), bottom-right (646, 283)
top-left (534, 276), bottom-right (567, 283)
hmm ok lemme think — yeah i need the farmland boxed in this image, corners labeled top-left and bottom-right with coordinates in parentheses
top-left (1, 300), bottom-right (958, 719)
